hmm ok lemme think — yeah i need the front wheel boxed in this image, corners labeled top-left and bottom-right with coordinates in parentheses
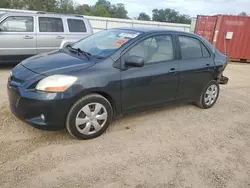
top-left (66, 94), bottom-right (113, 140)
top-left (196, 81), bottom-right (220, 109)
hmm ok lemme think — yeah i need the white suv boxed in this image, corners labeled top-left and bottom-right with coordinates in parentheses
top-left (0, 9), bottom-right (93, 64)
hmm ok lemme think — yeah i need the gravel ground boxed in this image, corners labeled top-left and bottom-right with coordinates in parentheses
top-left (0, 63), bottom-right (250, 188)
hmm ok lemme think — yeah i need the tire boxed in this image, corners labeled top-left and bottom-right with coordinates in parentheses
top-left (196, 80), bottom-right (220, 109)
top-left (66, 94), bottom-right (113, 140)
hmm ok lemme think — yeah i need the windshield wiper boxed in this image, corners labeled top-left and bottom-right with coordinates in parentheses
top-left (66, 45), bottom-right (91, 60)
top-left (66, 44), bottom-right (79, 54)
top-left (76, 48), bottom-right (91, 60)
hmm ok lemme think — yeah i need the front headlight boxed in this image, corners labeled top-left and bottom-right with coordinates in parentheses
top-left (36, 75), bottom-right (77, 92)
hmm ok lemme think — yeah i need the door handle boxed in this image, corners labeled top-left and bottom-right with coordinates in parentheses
top-left (56, 36), bottom-right (65, 39)
top-left (206, 64), bottom-right (210, 67)
top-left (23, 36), bottom-right (33, 39)
top-left (168, 68), bottom-right (179, 73)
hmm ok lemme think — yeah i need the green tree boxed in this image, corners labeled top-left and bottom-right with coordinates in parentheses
top-left (137, 12), bottom-right (151, 21)
top-left (90, 4), bottom-right (110, 17)
top-left (152, 9), bottom-right (166, 22)
top-left (95, 0), bottom-right (111, 12)
top-left (178, 14), bottom-right (191, 24)
top-left (110, 3), bottom-right (128, 18)
top-left (56, 0), bottom-right (74, 13)
top-left (238, 11), bottom-right (247, 16)
top-left (94, 1), bottom-right (128, 18)
top-left (0, 0), bottom-right (12, 8)
top-left (152, 8), bottom-right (191, 24)
top-left (75, 4), bottom-right (91, 15)
top-left (0, 0), bottom-right (25, 9)
top-left (21, 0), bottom-right (57, 12)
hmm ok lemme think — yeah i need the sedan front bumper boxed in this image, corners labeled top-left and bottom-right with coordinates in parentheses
top-left (8, 86), bottom-right (74, 130)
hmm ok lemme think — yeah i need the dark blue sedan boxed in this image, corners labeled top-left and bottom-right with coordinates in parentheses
top-left (8, 27), bottom-right (229, 139)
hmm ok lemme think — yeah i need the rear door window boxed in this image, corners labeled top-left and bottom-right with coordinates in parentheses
top-left (201, 43), bottom-right (211, 57)
top-left (0, 16), bottom-right (33, 32)
top-left (67, 19), bottom-right (86, 32)
top-left (39, 17), bottom-right (64, 32)
top-left (179, 36), bottom-right (203, 59)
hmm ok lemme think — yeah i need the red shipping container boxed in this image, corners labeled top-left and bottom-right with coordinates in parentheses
top-left (195, 15), bottom-right (250, 62)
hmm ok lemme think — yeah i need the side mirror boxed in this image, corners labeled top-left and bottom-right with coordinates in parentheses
top-left (125, 55), bottom-right (144, 68)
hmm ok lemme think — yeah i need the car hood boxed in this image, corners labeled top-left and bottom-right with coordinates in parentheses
top-left (21, 50), bottom-right (95, 76)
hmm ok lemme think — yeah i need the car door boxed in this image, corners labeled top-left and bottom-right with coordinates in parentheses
top-left (176, 35), bottom-right (215, 100)
top-left (37, 16), bottom-right (67, 54)
top-left (121, 34), bottom-right (180, 112)
top-left (0, 15), bottom-right (37, 63)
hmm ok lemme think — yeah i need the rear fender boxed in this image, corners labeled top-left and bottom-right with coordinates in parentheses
top-left (213, 50), bottom-right (229, 84)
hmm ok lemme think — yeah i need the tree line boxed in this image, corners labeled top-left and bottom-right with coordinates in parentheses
top-left (138, 9), bottom-right (191, 24)
top-left (0, 0), bottom-right (248, 24)
top-left (0, 0), bottom-right (128, 18)
top-left (0, 0), bottom-right (193, 24)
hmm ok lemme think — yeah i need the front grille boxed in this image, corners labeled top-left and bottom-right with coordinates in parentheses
top-left (9, 76), bottom-right (24, 84)
top-left (9, 76), bottom-right (25, 88)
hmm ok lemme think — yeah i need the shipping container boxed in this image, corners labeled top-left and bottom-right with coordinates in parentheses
top-left (195, 15), bottom-right (250, 62)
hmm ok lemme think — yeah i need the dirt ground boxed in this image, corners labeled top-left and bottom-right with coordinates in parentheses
top-left (0, 63), bottom-right (250, 188)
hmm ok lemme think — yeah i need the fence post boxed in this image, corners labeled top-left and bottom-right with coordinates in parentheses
top-left (106, 20), bottom-right (108, 30)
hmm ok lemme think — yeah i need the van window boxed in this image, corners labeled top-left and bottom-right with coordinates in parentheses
top-left (39, 17), bottom-right (64, 32)
top-left (67, 19), bottom-right (86, 32)
top-left (0, 16), bottom-right (33, 32)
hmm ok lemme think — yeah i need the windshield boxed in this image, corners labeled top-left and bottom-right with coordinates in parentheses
top-left (0, 13), bottom-right (5, 19)
top-left (72, 29), bottom-right (141, 58)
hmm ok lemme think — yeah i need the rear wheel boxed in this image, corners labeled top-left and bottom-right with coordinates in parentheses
top-left (66, 94), bottom-right (113, 140)
top-left (196, 81), bottom-right (220, 109)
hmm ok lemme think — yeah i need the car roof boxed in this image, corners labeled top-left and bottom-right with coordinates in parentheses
top-left (112, 27), bottom-right (214, 51)
top-left (115, 27), bottom-right (188, 34)
top-left (114, 27), bottom-right (210, 43)
top-left (0, 9), bottom-right (86, 19)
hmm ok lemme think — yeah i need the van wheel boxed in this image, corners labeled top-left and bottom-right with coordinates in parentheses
top-left (66, 94), bottom-right (113, 140)
top-left (196, 81), bottom-right (220, 109)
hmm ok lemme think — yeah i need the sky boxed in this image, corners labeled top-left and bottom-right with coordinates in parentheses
top-left (77, 0), bottom-right (250, 18)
